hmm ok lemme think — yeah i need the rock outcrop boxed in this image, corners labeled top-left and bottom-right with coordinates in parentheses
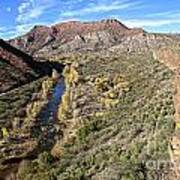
top-left (9, 19), bottom-right (145, 56)
top-left (9, 19), bottom-right (179, 59)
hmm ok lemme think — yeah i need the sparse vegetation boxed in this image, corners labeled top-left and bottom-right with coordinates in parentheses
top-left (1, 19), bottom-right (180, 180)
top-left (25, 77), bottom-right (55, 121)
top-left (15, 52), bottom-right (175, 180)
top-left (58, 64), bottom-right (79, 120)
top-left (0, 77), bottom-right (45, 131)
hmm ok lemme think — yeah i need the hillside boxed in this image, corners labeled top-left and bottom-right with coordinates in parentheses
top-left (0, 39), bottom-right (64, 93)
top-left (9, 19), bottom-right (145, 55)
top-left (10, 51), bottom-right (174, 180)
top-left (0, 19), bottom-right (180, 180)
top-left (9, 19), bottom-right (179, 62)
top-left (0, 39), bottom-right (40, 93)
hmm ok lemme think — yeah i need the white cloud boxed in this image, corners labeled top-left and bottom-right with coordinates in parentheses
top-left (0, 26), bottom-right (7, 32)
top-left (15, 21), bottom-right (49, 36)
top-left (112, 10), bottom-right (180, 28)
top-left (13, 0), bottom-right (58, 38)
top-left (16, 0), bottom-right (56, 23)
top-left (0, 26), bottom-right (17, 39)
top-left (122, 18), bottom-right (180, 28)
top-left (52, 17), bottom-right (81, 25)
top-left (7, 0), bottom-right (179, 39)
top-left (16, 23), bottom-right (36, 34)
top-left (0, 27), bottom-right (5, 32)
top-left (6, 7), bottom-right (12, 12)
top-left (60, 0), bottom-right (142, 17)
top-left (165, 12), bottom-right (180, 19)
top-left (0, 31), bottom-right (16, 40)
top-left (146, 11), bottom-right (180, 19)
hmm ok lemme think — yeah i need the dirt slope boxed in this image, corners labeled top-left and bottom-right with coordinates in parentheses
top-left (154, 47), bottom-right (180, 179)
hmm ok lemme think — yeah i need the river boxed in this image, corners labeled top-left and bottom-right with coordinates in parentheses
top-left (38, 78), bottom-right (65, 123)
top-left (0, 77), bottom-right (66, 180)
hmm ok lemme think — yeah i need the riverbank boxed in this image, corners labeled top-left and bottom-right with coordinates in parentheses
top-left (0, 75), bottom-right (65, 179)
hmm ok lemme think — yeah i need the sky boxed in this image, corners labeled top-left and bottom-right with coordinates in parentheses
top-left (0, 0), bottom-right (180, 39)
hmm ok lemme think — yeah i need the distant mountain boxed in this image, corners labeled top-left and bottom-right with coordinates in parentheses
top-left (9, 19), bottom-right (146, 56)
top-left (3, 18), bottom-right (179, 92)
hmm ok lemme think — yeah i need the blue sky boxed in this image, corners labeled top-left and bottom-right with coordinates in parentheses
top-left (0, 0), bottom-right (180, 39)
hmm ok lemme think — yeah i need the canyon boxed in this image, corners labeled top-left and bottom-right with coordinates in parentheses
top-left (0, 19), bottom-right (180, 180)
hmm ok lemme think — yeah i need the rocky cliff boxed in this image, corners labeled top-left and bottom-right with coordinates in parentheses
top-left (9, 19), bottom-right (146, 56)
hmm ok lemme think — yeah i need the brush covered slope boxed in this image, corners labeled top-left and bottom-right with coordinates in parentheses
top-left (17, 52), bottom-right (179, 179)
top-left (0, 39), bottom-right (63, 166)
top-left (0, 39), bottom-right (64, 93)
top-left (13, 51), bottom-right (176, 180)
top-left (0, 19), bottom-right (180, 180)
top-left (0, 39), bottom-right (40, 93)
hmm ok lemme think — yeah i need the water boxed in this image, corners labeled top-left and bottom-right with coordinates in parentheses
top-left (38, 78), bottom-right (65, 123)
top-left (0, 78), bottom-right (66, 178)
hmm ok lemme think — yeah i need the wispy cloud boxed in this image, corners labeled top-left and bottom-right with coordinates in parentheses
top-left (60, 0), bottom-right (142, 18)
top-left (145, 10), bottom-right (180, 19)
top-left (0, 26), bottom-right (7, 33)
top-left (0, 27), bottom-right (5, 32)
top-left (6, 7), bottom-right (12, 13)
top-left (16, 0), bottom-right (56, 23)
top-left (12, 0), bottom-right (57, 38)
top-left (120, 9), bottom-right (180, 29)
top-left (15, 23), bottom-right (38, 35)
top-left (1, 0), bottom-right (180, 39)
top-left (123, 18), bottom-right (180, 28)
top-left (0, 26), bottom-right (17, 39)
top-left (5, 0), bottom-right (144, 38)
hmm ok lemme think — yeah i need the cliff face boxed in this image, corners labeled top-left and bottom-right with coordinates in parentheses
top-left (9, 19), bottom-right (178, 60)
top-left (9, 19), bottom-right (145, 56)
top-left (9, 25), bottom-right (53, 54)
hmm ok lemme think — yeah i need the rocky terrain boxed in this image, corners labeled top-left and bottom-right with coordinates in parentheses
top-left (9, 19), bottom-right (145, 55)
top-left (0, 39), bottom-right (64, 93)
top-left (9, 19), bottom-right (179, 58)
top-left (0, 39), bottom-right (39, 93)
top-left (0, 19), bottom-right (180, 180)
